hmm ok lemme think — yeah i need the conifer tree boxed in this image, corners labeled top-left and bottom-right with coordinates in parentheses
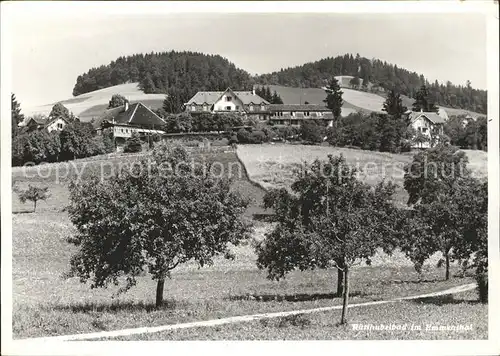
top-left (412, 85), bottom-right (439, 112)
top-left (323, 78), bottom-right (344, 120)
top-left (11, 93), bottom-right (24, 137)
top-left (383, 90), bottom-right (407, 118)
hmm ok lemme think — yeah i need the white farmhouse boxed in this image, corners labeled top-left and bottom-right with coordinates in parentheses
top-left (408, 110), bottom-right (446, 148)
top-left (184, 88), bottom-right (270, 121)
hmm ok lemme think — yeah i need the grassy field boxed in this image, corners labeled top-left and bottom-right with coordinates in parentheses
top-left (12, 148), bottom-right (268, 217)
top-left (236, 144), bottom-right (488, 207)
top-left (11, 145), bottom-right (487, 340)
top-left (12, 207), bottom-right (477, 339)
top-left (110, 289), bottom-right (486, 340)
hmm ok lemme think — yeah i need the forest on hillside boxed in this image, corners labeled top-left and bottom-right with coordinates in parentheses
top-left (72, 51), bottom-right (254, 103)
top-left (72, 51), bottom-right (487, 114)
top-left (256, 54), bottom-right (487, 114)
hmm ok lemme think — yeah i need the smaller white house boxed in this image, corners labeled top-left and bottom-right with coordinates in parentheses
top-left (45, 117), bottom-right (68, 133)
top-left (408, 110), bottom-right (446, 148)
top-left (24, 116), bottom-right (68, 133)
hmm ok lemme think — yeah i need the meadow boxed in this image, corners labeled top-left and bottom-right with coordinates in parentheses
top-left (11, 145), bottom-right (487, 340)
top-left (236, 144), bottom-right (488, 207)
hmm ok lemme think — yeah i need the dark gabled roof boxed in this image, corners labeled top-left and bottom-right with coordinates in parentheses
top-left (185, 88), bottom-right (269, 105)
top-left (409, 111), bottom-right (446, 124)
top-left (27, 116), bottom-right (48, 125)
top-left (268, 104), bottom-right (332, 112)
top-left (100, 103), bottom-right (166, 127)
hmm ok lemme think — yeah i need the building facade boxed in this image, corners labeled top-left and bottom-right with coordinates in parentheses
top-left (184, 88), bottom-right (270, 121)
top-left (96, 102), bottom-right (166, 148)
top-left (408, 110), bottom-right (446, 148)
top-left (268, 104), bottom-right (334, 126)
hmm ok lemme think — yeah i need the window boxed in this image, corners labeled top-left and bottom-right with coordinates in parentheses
top-left (226, 96), bottom-right (232, 102)
top-left (261, 105), bottom-right (265, 111)
top-left (236, 105), bottom-right (240, 111)
top-left (305, 111), bottom-right (310, 116)
top-left (57, 123), bottom-right (63, 129)
top-left (249, 105), bottom-right (254, 111)
top-left (291, 111), bottom-right (295, 117)
top-left (422, 127), bottom-right (428, 133)
top-left (225, 106), bottom-right (231, 111)
top-left (203, 105), bottom-right (207, 111)
top-left (191, 106), bottom-right (196, 111)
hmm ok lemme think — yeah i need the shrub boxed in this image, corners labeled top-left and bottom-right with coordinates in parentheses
top-left (300, 120), bottom-right (325, 144)
top-left (229, 134), bottom-right (238, 145)
top-left (249, 130), bottom-right (267, 144)
top-left (236, 128), bottom-right (252, 143)
top-left (101, 128), bottom-right (115, 153)
top-left (123, 133), bottom-right (143, 153)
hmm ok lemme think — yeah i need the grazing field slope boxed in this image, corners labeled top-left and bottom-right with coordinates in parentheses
top-left (268, 85), bottom-right (485, 118)
top-left (22, 83), bottom-right (165, 123)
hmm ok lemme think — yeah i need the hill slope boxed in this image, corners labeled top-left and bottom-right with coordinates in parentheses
top-left (267, 85), bottom-right (485, 118)
top-left (23, 83), bottom-right (165, 122)
top-left (24, 82), bottom-right (485, 123)
top-left (256, 54), bottom-right (487, 114)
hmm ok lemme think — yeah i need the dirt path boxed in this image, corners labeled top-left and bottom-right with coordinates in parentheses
top-left (21, 283), bottom-right (476, 342)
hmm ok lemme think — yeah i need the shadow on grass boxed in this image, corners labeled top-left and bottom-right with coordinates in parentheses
top-left (12, 210), bottom-right (34, 215)
top-left (48, 299), bottom-right (190, 313)
top-left (227, 290), bottom-right (365, 302)
top-left (380, 279), bottom-right (442, 285)
top-left (411, 294), bottom-right (481, 306)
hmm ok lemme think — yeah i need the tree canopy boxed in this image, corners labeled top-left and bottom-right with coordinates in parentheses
top-left (412, 85), bottom-right (439, 113)
top-left (66, 143), bottom-right (252, 307)
top-left (108, 94), bottom-right (128, 109)
top-left (257, 155), bottom-right (397, 323)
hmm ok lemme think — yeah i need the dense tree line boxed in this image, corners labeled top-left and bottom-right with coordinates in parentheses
top-left (11, 98), bottom-right (115, 166)
top-left (256, 53), bottom-right (487, 114)
top-left (444, 115), bottom-right (487, 151)
top-left (72, 51), bottom-right (254, 105)
top-left (12, 121), bottom-right (114, 166)
top-left (324, 112), bottom-right (413, 153)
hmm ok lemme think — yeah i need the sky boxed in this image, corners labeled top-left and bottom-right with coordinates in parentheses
top-left (8, 8), bottom-right (488, 109)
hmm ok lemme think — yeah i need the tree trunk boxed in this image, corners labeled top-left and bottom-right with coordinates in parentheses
top-left (155, 277), bottom-right (165, 308)
top-left (336, 269), bottom-right (344, 296)
top-left (340, 267), bottom-right (349, 325)
top-left (33, 200), bottom-right (37, 213)
top-left (445, 252), bottom-right (450, 281)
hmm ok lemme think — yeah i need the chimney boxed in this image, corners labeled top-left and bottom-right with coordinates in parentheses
top-left (125, 101), bottom-right (129, 112)
top-left (420, 108), bottom-right (423, 113)
top-left (252, 88), bottom-right (256, 95)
